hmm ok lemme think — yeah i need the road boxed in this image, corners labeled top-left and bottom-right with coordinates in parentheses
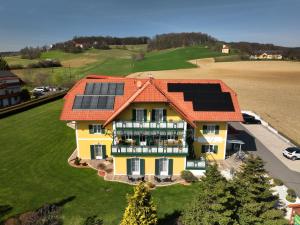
top-left (230, 122), bottom-right (300, 196)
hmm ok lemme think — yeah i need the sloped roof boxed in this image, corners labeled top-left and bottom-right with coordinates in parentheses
top-left (60, 75), bottom-right (243, 126)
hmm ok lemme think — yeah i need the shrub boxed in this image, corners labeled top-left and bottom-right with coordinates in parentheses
top-left (0, 56), bottom-right (9, 70)
top-left (273, 178), bottom-right (284, 186)
top-left (180, 170), bottom-right (198, 183)
top-left (9, 64), bottom-right (24, 70)
top-left (20, 46), bottom-right (42, 59)
top-left (74, 157), bottom-right (81, 165)
top-left (287, 188), bottom-right (296, 198)
top-left (20, 89), bottom-right (31, 102)
top-left (83, 216), bottom-right (103, 225)
top-left (27, 60), bottom-right (62, 69)
top-left (286, 194), bottom-right (296, 203)
top-left (146, 182), bottom-right (156, 189)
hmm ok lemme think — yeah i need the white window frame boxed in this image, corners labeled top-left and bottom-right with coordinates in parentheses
top-left (94, 144), bottom-right (103, 159)
top-left (159, 158), bottom-right (169, 176)
top-left (136, 108), bottom-right (145, 122)
top-left (154, 108), bottom-right (164, 122)
top-left (203, 145), bottom-right (217, 153)
top-left (206, 124), bottom-right (216, 134)
top-left (131, 158), bottom-right (140, 175)
top-left (91, 124), bottom-right (104, 134)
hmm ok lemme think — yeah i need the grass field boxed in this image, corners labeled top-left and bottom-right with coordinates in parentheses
top-left (128, 59), bottom-right (300, 146)
top-left (0, 100), bottom-right (200, 225)
top-left (6, 46), bottom-right (223, 87)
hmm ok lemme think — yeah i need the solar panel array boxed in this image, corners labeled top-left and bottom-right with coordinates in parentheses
top-left (73, 82), bottom-right (124, 110)
top-left (167, 83), bottom-right (234, 112)
top-left (84, 82), bottom-right (124, 95)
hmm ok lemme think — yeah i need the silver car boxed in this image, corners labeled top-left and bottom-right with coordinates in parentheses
top-left (283, 147), bottom-right (300, 161)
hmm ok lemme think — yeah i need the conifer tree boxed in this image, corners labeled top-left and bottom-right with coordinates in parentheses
top-left (181, 164), bottom-right (237, 225)
top-left (120, 182), bottom-right (157, 225)
top-left (0, 57), bottom-right (9, 71)
top-left (233, 155), bottom-right (287, 225)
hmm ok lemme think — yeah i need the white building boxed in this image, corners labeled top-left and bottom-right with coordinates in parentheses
top-left (222, 44), bottom-right (230, 54)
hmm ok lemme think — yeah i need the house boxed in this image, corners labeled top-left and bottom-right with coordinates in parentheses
top-left (0, 71), bottom-right (23, 108)
top-left (250, 50), bottom-right (283, 60)
top-left (60, 75), bottom-right (243, 178)
top-left (222, 44), bottom-right (230, 54)
top-left (288, 204), bottom-right (300, 225)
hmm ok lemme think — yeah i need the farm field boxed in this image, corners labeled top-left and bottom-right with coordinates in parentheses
top-left (5, 46), bottom-right (223, 87)
top-left (128, 60), bottom-right (300, 145)
top-left (0, 100), bottom-right (200, 225)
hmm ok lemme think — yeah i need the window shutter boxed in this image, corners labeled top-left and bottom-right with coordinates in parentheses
top-left (215, 125), bottom-right (220, 134)
top-left (132, 109), bottom-right (136, 121)
top-left (90, 145), bottom-right (95, 159)
top-left (127, 158), bottom-right (132, 175)
top-left (89, 125), bottom-right (94, 134)
top-left (203, 125), bottom-right (208, 134)
top-left (102, 145), bottom-right (106, 159)
top-left (201, 145), bottom-right (206, 153)
top-left (101, 125), bottom-right (105, 134)
top-left (213, 145), bottom-right (218, 154)
top-left (155, 159), bottom-right (159, 175)
top-left (151, 109), bottom-right (156, 122)
top-left (143, 109), bottom-right (147, 121)
top-left (140, 159), bottom-right (145, 175)
top-left (163, 109), bottom-right (167, 121)
top-left (168, 159), bottom-right (173, 175)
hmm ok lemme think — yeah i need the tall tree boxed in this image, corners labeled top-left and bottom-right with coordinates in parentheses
top-left (0, 56), bottom-right (9, 70)
top-left (233, 155), bottom-right (287, 225)
top-left (181, 164), bottom-right (237, 225)
top-left (120, 182), bottom-right (157, 225)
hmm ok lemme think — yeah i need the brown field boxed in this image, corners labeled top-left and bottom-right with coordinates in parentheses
top-left (128, 60), bottom-right (300, 145)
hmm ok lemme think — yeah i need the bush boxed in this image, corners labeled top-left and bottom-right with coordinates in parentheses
top-left (83, 216), bottom-right (103, 225)
top-left (146, 182), bottom-right (156, 189)
top-left (180, 170), bottom-right (198, 183)
top-left (20, 89), bottom-right (31, 102)
top-left (27, 60), bottom-right (62, 69)
top-left (273, 178), bottom-right (284, 186)
top-left (20, 46), bottom-right (42, 59)
top-left (0, 56), bottom-right (9, 70)
top-left (9, 64), bottom-right (24, 70)
top-left (74, 157), bottom-right (81, 165)
top-left (287, 188), bottom-right (296, 198)
top-left (286, 195), bottom-right (296, 203)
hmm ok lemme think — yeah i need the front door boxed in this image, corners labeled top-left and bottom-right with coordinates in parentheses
top-left (94, 145), bottom-right (103, 159)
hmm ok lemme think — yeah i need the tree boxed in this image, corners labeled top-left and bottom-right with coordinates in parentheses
top-left (20, 46), bottom-right (42, 59)
top-left (120, 182), bottom-right (157, 225)
top-left (181, 164), bottom-right (237, 225)
top-left (20, 88), bottom-right (31, 101)
top-left (0, 56), bottom-right (9, 70)
top-left (233, 155), bottom-right (287, 225)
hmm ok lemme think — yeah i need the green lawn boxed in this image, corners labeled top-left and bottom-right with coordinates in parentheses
top-left (0, 100), bottom-right (200, 225)
top-left (10, 46), bottom-right (223, 87)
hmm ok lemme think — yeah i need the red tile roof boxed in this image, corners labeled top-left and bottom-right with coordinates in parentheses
top-left (60, 75), bottom-right (243, 126)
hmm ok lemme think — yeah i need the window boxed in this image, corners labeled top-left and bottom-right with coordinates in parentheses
top-left (89, 124), bottom-right (104, 134)
top-left (159, 158), bottom-right (169, 176)
top-left (132, 158), bottom-right (140, 175)
top-left (203, 125), bottom-right (219, 134)
top-left (136, 109), bottom-right (145, 121)
top-left (152, 109), bottom-right (166, 122)
top-left (201, 145), bottom-right (218, 154)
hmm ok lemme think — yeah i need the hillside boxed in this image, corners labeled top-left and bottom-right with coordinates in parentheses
top-left (5, 45), bottom-right (223, 87)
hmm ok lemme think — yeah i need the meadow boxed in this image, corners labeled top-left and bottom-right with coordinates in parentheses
top-left (0, 100), bottom-right (200, 225)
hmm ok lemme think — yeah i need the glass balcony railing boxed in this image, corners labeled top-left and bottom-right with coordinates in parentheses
top-left (114, 121), bottom-right (185, 130)
top-left (111, 145), bottom-right (188, 156)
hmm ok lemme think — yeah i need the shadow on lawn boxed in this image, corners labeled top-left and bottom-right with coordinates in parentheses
top-left (158, 210), bottom-right (181, 225)
top-left (0, 205), bottom-right (13, 221)
top-left (54, 195), bottom-right (76, 207)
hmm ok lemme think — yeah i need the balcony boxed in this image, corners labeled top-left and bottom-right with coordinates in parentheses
top-left (114, 121), bottom-right (185, 130)
top-left (186, 159), bottom-right (206, 170)
top-left (111, 145), bottom-right (188, 156)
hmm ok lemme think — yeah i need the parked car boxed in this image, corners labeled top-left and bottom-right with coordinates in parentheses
top-left (282, 147), bottom-right (300, 160)
top-left (242, 113), bottom-right (261, 124)
top-left (32, 87), bottom-right (46, 93)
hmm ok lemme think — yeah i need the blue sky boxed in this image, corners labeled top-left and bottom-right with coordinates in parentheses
top-left (0, 0), bottom-right (299, 51)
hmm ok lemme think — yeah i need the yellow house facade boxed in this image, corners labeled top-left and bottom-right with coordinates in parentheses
top-left (61, 75), bottom-right (243, 178)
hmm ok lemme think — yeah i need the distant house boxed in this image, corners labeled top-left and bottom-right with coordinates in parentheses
top-left (0, 71), bottom-right (23, 108)
top-left (74, 42), bottom-right (84, 49)
top-left (250, 50), bottom-right (283, 60)
top-left (222, 44), bottom-right (230, 54)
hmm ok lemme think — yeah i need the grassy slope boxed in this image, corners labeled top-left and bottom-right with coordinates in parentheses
top-left (0, 100), bottom-right (199, 224)
top-left (9, 46), bottom-right (223, 86)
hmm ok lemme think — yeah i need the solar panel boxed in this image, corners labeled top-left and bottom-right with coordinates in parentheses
top-left (85, 83), bottom-right (94, 95)
top-left (72, 95), bottom-right (115, 110)
top-left (108, 83), bottom-right (117, 95)
top-left (106, 96), bottom-right (115, 109)
top-left (100, 83), bottom-right (109, 95)
top-left (73, 96), bottom-right (84, 109)
top-left (116, 83), bottom-right (124, 95)
top-left (167, 83), bottom-right (234, 112)
top-left (90, 96), bottom-right (100, 109)
top-left (84, 82), bottom-right (124, 95)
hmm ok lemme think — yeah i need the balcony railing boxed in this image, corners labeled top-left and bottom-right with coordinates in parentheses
top-left (111, 145), bottom-right (188, 156)
top-left (114, 121), bottom-right (185, 130)
top-left (186, 159), bottom-right (206, 170)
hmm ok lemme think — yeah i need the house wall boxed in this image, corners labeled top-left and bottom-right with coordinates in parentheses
top-left (113, 156), bottom-right (185, 175)
top-left (193, 122), bottom-right (228, 160)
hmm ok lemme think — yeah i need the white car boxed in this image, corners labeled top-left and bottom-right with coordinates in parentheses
top-left (283, 147), bottom-right (300, 161)
top-left (33, 87), bottom-right (45, 92)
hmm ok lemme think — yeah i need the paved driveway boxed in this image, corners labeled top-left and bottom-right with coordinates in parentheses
top-left (229, 122), bottom-right (300, 196)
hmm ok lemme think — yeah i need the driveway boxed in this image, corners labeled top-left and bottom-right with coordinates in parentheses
top-left (229, 122), bottom-right (300, 196)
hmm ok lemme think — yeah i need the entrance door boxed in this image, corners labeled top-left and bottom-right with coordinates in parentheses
top-left (94, 145), bottom-right (103, 159)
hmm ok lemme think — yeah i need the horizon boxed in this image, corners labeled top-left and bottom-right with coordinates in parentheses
top-left (0, 0), bottom-right (300, 52)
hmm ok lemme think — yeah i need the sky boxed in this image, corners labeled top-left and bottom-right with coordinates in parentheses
top-left (0, 0), bottom-right (299, 52)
